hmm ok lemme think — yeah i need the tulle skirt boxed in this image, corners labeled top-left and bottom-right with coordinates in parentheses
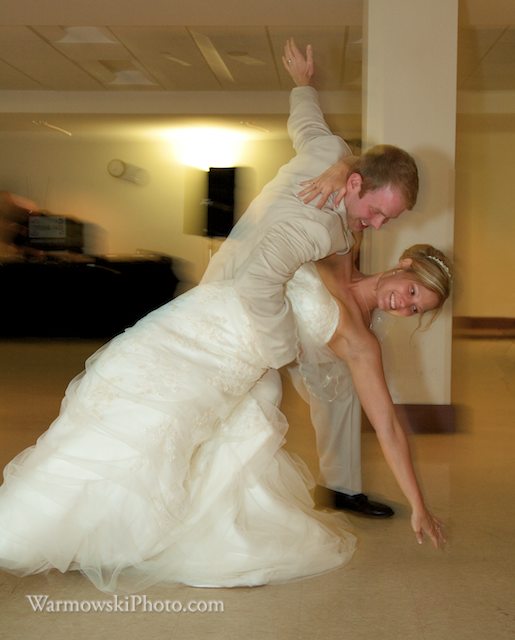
top-left (0, 282), bottom-right (356, 592)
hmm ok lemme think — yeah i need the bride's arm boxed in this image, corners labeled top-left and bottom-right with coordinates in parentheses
top-left (328, 309), bottom-right (445, 548)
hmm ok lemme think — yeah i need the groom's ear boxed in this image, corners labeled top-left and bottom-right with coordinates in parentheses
top-left (346, 172), bottom-right (362, 194)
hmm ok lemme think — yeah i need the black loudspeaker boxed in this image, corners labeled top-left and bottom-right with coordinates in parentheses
top-left (206, 167), bottom-right (236, 237)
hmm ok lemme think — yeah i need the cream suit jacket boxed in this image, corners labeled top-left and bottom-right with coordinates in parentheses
top-left (202, 86), bottom-right (354, 369)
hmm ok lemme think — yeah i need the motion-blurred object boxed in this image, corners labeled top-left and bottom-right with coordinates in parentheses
top-left (0, 191), bottom-right (39, 258)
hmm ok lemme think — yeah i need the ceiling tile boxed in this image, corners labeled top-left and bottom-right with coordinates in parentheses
top-left (111, 26), bottom-right (222, 90)
top-left (187, 26), bottom-right (278, 90)
top-left (0, 26), bottom-right (103, 89)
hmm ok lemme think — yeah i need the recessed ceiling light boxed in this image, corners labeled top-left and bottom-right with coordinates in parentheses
top-left (161, 53), bottom-right (192, 67)
top-left (107, 70), bottom-right (156, 86)
top-left (189, 31), bottom-right (235, 83)
top-left (227, 51), bottom-right (265, 66)
top-left (56, 26), bottom-right (117, 45)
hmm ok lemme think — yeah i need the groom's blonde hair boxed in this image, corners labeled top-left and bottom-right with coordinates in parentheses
top-left (353, 144), bottom-right (419, 210)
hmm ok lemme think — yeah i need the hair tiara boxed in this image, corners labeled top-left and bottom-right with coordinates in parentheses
top-left (427, 255), bottom-right (452, 280)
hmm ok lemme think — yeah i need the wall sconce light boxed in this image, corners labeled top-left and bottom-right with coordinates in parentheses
top-left (107, 159), bottom-right (149, 185)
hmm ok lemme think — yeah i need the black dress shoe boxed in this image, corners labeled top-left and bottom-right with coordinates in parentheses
top-left (331, 491), bottom-right (394, 518)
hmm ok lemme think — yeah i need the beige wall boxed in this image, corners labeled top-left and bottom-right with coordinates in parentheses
top-left (454, 114), bottom-right (515, 318)
top-left (2, 103), bottom-right (514, 319)
top-left (0, 131), bottom-right (293, 285)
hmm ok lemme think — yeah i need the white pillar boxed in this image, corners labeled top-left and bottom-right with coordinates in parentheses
top-left (361, 0), bottom-right (457, 405)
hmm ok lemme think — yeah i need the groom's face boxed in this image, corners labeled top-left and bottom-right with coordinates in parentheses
top-left (344, 176), bottom-right (407, 234)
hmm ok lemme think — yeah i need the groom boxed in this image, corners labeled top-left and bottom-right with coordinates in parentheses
top-left (202, 39), bottom-right (419, 518)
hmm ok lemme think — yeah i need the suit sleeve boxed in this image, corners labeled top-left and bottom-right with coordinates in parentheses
top-left (288, 86), bottom-right (352, 156)
top-left (234, 216), bottom-right (339, 369)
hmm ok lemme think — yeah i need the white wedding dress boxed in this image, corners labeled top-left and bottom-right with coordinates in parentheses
top-left (0, 264), bottom-right (356, 593)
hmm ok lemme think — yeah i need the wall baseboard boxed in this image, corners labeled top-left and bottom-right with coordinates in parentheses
top-left (453, 316), bottom-right (515, 339)
top-left (363, 404), bottom-right (455, 434)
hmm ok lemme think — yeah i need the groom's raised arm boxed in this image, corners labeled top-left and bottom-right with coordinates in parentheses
top-left (282, 38), bottom-right (352, 208)
top-left (288, 86), bottom-right (333, 152)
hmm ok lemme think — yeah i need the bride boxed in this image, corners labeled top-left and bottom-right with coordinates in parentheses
top-left (0, 238), bottom-right (451, 593)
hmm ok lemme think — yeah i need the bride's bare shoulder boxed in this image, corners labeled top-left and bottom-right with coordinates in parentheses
top-left (315, 253), bottom-right (353, 298)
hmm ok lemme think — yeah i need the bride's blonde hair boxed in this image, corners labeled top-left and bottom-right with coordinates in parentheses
top-left (400, 244), bottom-right (452, 303)
top-left (399, 244), bottom-right (453, 327)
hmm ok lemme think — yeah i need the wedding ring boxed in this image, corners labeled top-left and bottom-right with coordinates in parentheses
top-left (287, 59), bottom-right (292, 64)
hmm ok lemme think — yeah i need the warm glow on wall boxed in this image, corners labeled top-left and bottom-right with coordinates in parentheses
top-left (163, 126), bottom-right (252, 170)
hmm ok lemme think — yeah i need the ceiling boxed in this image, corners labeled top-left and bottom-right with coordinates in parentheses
top-left (0, 25), bottom-right (362, 93)
top-left (0, 0), bottom-right (514, 137)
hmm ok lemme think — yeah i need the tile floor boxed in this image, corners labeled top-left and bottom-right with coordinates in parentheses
top-left (0, 336), bottom-right (514, 639)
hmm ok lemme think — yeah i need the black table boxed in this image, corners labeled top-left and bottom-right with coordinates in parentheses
top-left (0, 255), bottom-right (179, 338)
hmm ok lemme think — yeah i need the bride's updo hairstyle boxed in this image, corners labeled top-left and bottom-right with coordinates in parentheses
top-left (399, 244), bottom-right (453, 321)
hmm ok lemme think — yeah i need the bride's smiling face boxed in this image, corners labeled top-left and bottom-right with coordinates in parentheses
top-left (375, 270), bottom-right (440, 317)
